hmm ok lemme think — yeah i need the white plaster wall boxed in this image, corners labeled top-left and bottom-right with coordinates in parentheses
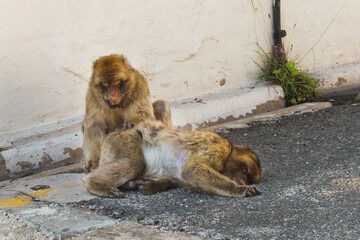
top-left (0, 0), bottom-right (273, 135)
top-left (282, 0), bottom-right (360, 69)
top-left (1, 0), bottom-right (359, 135)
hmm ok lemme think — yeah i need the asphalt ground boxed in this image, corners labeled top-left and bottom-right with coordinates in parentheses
top-left (69, 103), bottom-right (360, 239)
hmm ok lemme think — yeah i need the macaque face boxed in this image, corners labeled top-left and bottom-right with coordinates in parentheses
top-left (99, 78), bottom-right (129, 109)
top-left (223, 164), bottom-right (252, 186)
top-left (223, 145), bottom-right (261, 185)
top-left (92, 55), bottom-right (136, 109)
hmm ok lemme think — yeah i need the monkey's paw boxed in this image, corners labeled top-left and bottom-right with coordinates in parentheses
top-left (140, 179), bottom-right (175, 195)
top-left (83, 160), bottom-right (93, 173)
top-left (83, 160), bottom-right (100, 173)
top-left (120, 180), bottom-right (146, 190)
top-left (140, 180), bottom-right (159, 195)
top-left (105, 187), bottom-right (125, 198)
top-left (242, 185), bottom-right (261, 197)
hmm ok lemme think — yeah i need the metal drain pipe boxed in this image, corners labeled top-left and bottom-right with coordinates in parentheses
top-left (273, 0), bottom-right (287, 62)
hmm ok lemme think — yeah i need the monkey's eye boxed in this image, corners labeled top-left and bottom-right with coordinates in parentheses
top-left (98, 83), bottom-right (107, 92)
top-left (112, 80), bottom-right (125, 88)
top-left (118, 81), bottom-right (126, 89)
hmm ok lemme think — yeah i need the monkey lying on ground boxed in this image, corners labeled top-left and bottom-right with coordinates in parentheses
top-left (83, 120), bottom-right (261, 198)
top-left (82, 54), bottom-right (172, 172)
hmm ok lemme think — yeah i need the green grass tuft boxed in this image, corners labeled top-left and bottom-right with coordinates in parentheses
top-left (254, 45), bottom-right (321, 106)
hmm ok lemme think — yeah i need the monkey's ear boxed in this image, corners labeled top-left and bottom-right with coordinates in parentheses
top-left (234, 145), bottom-right (250, 151)
top-left (120, 55), bottom-right (128, 64)
top-left (120, 55), bottom-right (131, 70)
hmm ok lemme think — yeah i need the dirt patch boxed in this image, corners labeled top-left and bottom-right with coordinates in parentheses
top-left (331, 177), bottom-right (360, 191)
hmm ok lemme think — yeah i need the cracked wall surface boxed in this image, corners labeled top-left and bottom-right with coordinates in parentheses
top-left (282, 0), bottom-right (360, 69)
top-left (1, 0), bottom-right (359, 136)
top-left (0, 0), bottom-right (272, 135)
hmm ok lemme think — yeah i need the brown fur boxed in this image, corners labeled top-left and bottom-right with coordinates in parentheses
top-left (82, 54), bottom-right (172, 172)
top-left (83, 120), bottom-right (261, 198)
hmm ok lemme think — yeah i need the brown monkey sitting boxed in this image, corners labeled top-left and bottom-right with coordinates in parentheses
top-left (83, 120), bottom-right (261, 198)
top-left (82, 54), bottom-right (172, 172)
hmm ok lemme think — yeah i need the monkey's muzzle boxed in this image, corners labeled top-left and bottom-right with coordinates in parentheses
top-left (105, 100), bottom-right (122, 109)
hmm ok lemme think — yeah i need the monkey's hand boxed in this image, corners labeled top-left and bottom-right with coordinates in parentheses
top-left (124, 121), bottom-right (137, 129)
top-left (84, 160), bottom-right (93, 173)
top-left (83, 159), bottom-right (101, 173)
top-left (105, 187), bottom-right (125, 198)
top-left (120, 179), bottom-right (146, 190)
top-left (241, 185), bottom-right (261, 197)
top-left (124, 111), bottom-right (155, 129)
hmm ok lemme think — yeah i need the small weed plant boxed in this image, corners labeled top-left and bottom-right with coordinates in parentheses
top-left (255, 46), bottom-right (320, 106)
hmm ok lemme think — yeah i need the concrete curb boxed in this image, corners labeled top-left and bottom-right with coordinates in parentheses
top-left (0, 84), bottom-right (285, 181)
top-left (0, 101), bottom-right (332, 185)
top-left (311, 59), bottom-right (360, 98)
top-left (0, 211), bottom-right (203, 240)
top-left (205, 102), bottom-right (332, 132)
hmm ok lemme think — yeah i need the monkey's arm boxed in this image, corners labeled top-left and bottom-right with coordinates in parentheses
top-left (124, 110), bottom-right (155, 129)
top-left (182, 160), bottom-right (260, 198)
top-left (124, 100), bottom-right (172, 129)
top-left (82, 116), bottom-right (108, 172)
top-left (122, 96), bottom-right (157, 129)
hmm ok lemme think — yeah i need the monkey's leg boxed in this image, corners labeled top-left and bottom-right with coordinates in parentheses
top-left (182, 162), bottom-right (260, 198)
top-left (82, 162), bottom-right (140, 198)
top-left (140, 179), bottom-right (177, 195)
top-left (153, 100), bottom-right (173, 127)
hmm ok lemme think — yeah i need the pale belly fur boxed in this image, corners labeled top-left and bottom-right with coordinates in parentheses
top-left (142, 144), bottom-right (187, 180)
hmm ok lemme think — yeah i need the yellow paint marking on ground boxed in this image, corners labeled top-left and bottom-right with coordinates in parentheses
top-left (29, 188), bottom-right (54, 198)
top-left (57, 193), bottom-right (69, 196)
top-left (63, 184), bottom-right (81, 189)
top-left (0, 195), bottom-right (33, 208)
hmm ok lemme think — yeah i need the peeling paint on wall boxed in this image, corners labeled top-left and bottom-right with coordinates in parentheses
top-left (63, 147), bottom-right (83, 164)
top-left (17, 161), bottom-right (36, 170)
top-left (0, 154), bottom-right (9, 181)
top-left (194, 99), bottom-right (285, 129)
top-left (39, 153), bottom-right (53, 167)
top-left (245, 99), bottom-right (286, 117)
top-left (335, 77), bottom-right (347, 86)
